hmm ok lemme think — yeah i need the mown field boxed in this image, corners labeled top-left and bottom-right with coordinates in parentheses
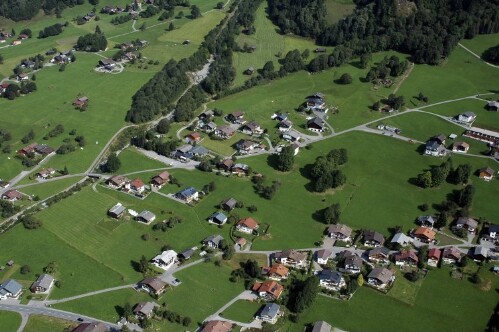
top-left (23, 315), bottom-right (77, 332)
top-left (0, 311), bottom-right (21, 332)
top-left (220, 300), bottom-right (261, 323)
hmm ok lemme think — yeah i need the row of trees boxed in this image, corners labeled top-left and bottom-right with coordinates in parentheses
top-left (3, 82), bottom-right (37, 100)
top-left (416, 159), bottom-right (471, 188)
top-left (76, 26), bottom-right (107, 52)
top-left (38, 22), bottom-right (65, 38)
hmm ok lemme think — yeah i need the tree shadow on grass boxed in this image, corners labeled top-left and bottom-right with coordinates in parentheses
top-left (299, 165), bottom-right (316, 192)
top-left (267, 154), bottom-right (279, 170)
top-left (115, 305), bottom-right (124, 317)
top-left (311, 208), bottom-right (324, 224)
top-left (130, 260), bottom-right (141, 273)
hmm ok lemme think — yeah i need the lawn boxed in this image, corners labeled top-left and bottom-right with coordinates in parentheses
top-left (387, 269), bottom-right (423, 305)
top-left (23, 315), bottom-right (77, 332)
top-left (0, 311), bottom-right (21, 332)
top-left (460, 33), bottom-right (499, 57)
top-left (220, 300), bottom-right (261, 323)
top-left (18, 176), bottom-right (83, 200)
top-left (325, 0), bottom-right (356, 23)
top-left (117, 147), bottom-right (168, 174)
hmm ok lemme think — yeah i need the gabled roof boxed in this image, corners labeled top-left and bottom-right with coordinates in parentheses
top-left (210, 212), bottom-right (227, 223)
top-left (237, 217), bottom-right (259, 230)
top-left (133, 301), bottom-right (157, 316)
top-left (137, 210), bottom-right (155, 222)
top-left (31, 274), bottom-right (54, 290)
top-left (264, 264), bottom-right (289, 277)
top-left (253, 280), bottom-right (283, 298)
top-left (456, 217), bottom-right (478, 228)
top-left (367, 267), bottom-right (394, 283)
top-left (474, 246), bottom-right (488, 257)
top-left (488, 224), bottom-right (499, 233)
top-left (428, 248), bottom-right (441, 260)
top-left (307, 117), bottom-right (324, 128)
top-left (140, 277), bottom-right (166, 292)
top-left (316, 249), bottom-right (332, 260)
top-left (2, 190), bottom-right (22, 200)
top-left (479, 166), bottom-right (494, 176)
top-left (394, 250), bottom-right (419, 263)
top-left (190, 146), bottom-right (209, 155)
top-left (108, 203), bottom-right (125, 216)
top-left (200, 320), bottom-right (232, 332)
top-left (72, 322), bottom-right (108, 332)
top-left (318, 269), bottom-right (343, 283)
top-left (156, 171), bottom-right (170, 180)
top-left (327, 224), bottom-right (352, 237)
top-left (276, 249), bottom-right (307, 262)
top-left (0, 279), bottom-right (22, 295)
top-left (178, 187), bottom-right (197, 197)
top-left (312, 321), bottom-right (332, 332)
top-left (179, 248), bottom-right (195, 259)
top-left (204, 234), bottom-right (224, 246)
top-left (442, 247), bottom-right (461, 260)
top-left (414, 227), bottom-right (436, 240)
top-left (369, 247), bottom-right (390, 257)
top-left (391, 233), bottom-right (413, 244)
top-left (222, 197), bottom-right (237, 209)
top-left (345, 254), bottom-right (363, 268)
top-left (259, 303), bottom-right (280, 318)
top-left (364, 230), bottom-right (385, 244)
top-left (417, 215), bottom-right (435, 225)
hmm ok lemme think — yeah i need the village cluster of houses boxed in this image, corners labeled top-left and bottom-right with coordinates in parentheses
top-left (0, 30), bottom-right (29, 46)
top-left (0, 273), bottom-right (55, 301)
top-left (17, 143), bottom-right (55, 158)
top-left (106, 175), bottom-right (148, 197)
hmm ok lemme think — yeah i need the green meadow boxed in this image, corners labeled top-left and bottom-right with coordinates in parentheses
top-left (220, 300), bottom-right (261, 323)
top-left (0, 311), bottom-right (21, 332)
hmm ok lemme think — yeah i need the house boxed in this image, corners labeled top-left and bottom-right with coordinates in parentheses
top-left (315, 249), bottom-right (332, 265)
top-left (231, 163), bottom-right (249, 175)
top-left (214, 125), bottom-right (236, 139)
top-left (417, 215), bottom-right (436, 228)
top-left (314, 47), bottom-right (327, 53)
top-left (203, 235), bottom-right (224, 248)
top-left (261, 264), bottom-right (289, 281)
top-left (236, 139), bottom-right (259, 154)
top-left (34, 144), bottom-right (55, 155)
top-left (257, 303), bottom-right (281, 324)
top-left (274, 250), bottom-right (307, 268)
top-left (178, 248), bottom-right (195, 260)
top-left (190, 146), bottom-right (209, 157)
top-left (317, 269), bottom-right (345, 291)
top-left (208, 212), bottom-right (228, 225)
top-left (185, 132), bottom-right (201, 143)
top-left (127, 178), bottom-right (145, 194)
top-left (18, 143), bottom-right (37, 156)
top-left (226, 111), bottom-right (245, 124)
top-left (252, 280), bottom-right (284, 300)
top-left (481, 224), bottom-right (499, 243)
top-left (474, 246), bottom-right (488, 261)
top-left (139, 277), bottom-right (167, 295)
top-left (291, 142), bottom-right (300, 156)
top-left (1, 190), bottom-right (22, 202)
top-left (36, 168), bottom-right (56, 179)
top-left (0, 279), bottom-right (23, 299)
top-left (344, 253), bottom-right (363, 274)
top-left (390, 233), bottom-right (413, 246)
top-left (452, 142), bottom-right (470, 153)
top-left (457, 112), bottom-right (477, 123)
top-left (367, 267), bottom-right (395, 289)
top-left (151, 250), bottom-right (177, 270)
top-left (244, 67), bottom-right (254, 75)
top-left (442, 247), bottom-right (462, 264)
top-left (487, 100), bottom-right (499, 111)
top-left (150, 171), bottom-right (169, 188)
top-left (175, 187), bottom-right (198, 203)
top-left (221, 198), bottom-right (237, 211)
top-left (133, 302), bottom-right (158, 319)
top-left (203, 122), bottom-right (217, 133)
top-left (425, 140), bottom-right (446, 157)
top-left (240, 121), bottom-right (263, 135)
top-left (136, 210), bottom-right (156, 224)
top-left (394, 250), bottom-right (419, 266)
top-left (107, 175), bottom-right (129, 189)
top-left (171, 145), bottom-right (194, 162)
top-left (18, 34), bottom-right (29, 40)
top-left (73, 96), bottom-right (89, 109)
top-left (427, 248), bottom-right (441, 267)
top-left (11, 40), bottom-right (21, 46)
top-left (464, 127), bottom-right (499, 144)
top-left (98, 58), bottom-right (116, 70)
top-left (311, 321), bottom-right (332, 332)
top-left (273, 113), bottom-right (287, 122)
top-left (412, 227), bottom-right (436, 243)
top-left (455, 217), bottom-right (478, 233)
top-left (236, 217), bottom-right (259, 234)
top-left (71, 322), bottom-right (108, 332)
top-left (200, 320), bottom-right (232, 332)
top-left (282, 131), bottom-right (301, 142)
top-left (17, 73), bottom-right (29, 81)
top-left (278, 120), bottom-right (293, 132)
top-left (327, 224), bottom-right (353, 243)
top-left (306, 96), bottom-right (327, 112)
top-left (307, 117), bottom-right (326, 132)
top-left (236, 237), bottom-right (247, 249)
top-left (198, 110), bottom-right (214, 121)
top-left (363, 230), bottom-right (385, 247)
top-left (218, 159), bottom-right (234, 172)
top-left (368, 247), bottom-right (391, 264)
top-left (108, 203), bottom-right (126, 218)
top-left (478, 166), bottom-right (494, 181)
top-left (30, 274), bottom-right (54, 293)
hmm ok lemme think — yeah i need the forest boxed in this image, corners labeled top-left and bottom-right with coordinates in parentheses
top-left (0, 0), bottom-right (84, 21)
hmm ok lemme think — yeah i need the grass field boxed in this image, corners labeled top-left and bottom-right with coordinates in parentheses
top-left (0, 311), bottom-right (21, 332)
top-left (23, 315), bottom-right (77, 332)
top-left (18, 176), bottom-right (83, 199)
top-left (387, 269), bottom-right (423, 305)
top-left (325, 0), bottom-right (355, 23)
top-left (220, 300), bottom-right (261, 323)
top-left (117, 147), bottom-right (168, 174)
top-left (460, 33), bottom-right (499, 57)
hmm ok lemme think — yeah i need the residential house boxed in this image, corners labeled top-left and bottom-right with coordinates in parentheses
top-left (151, 250), bottom-right (178, 270)
top-left (17, 143), bottom-right (37, 156)
top-left (368, 247), bottom-right (391, 264)
top-left (221, 198), bottom-right (237, 211)
top-left (457, 112), bottom-right (477, 123)
top-left (203, 122), bottom-right (217, 133)
top-left (257, 303), bottom-right (281, 324)
top-left (452, 142), bottom-right (470, 153)
top-left (315, 249), bottom-right (332, 265)
top-left (311, 321), bottom-right (332, 332)
top-left (127, 178), bottom-right (145, 194)
top-left (198, 110), bottom-right (214, 121)
top-left (236, 217), bottom-right (259, 234)
top-left (108, 203), bottom-right (126, 218)
top-left (327, 224), bottom-right (353, 243)
top-left (0, 279), bottom-right (23, 299)
top-left (136, 210), bottom-right (156, 224)
top-left (455, 217), bottom-right (478, 233)
top-left (139, 277), bottom-right (167, 296)
top-left (214, 125), bottom-right (235, 139)
top-left (17, 73), bottom-right (28, 81)
top-left (98, 58), bottom-right (116, 70)
top-left (1, 190), bottom-right (22, 202)
top-left (178, 248), bottom-right (194, 260)
top-left (317, 269), bottom-right (345, 291)
top-left (71, 322), bottom-right (108, 332)
top-left (226, 111), bottom-right (245, 124)
top-left (394, 250), bottom-right (419, 267)
top-left (273, 113), bottom-right (288, 122)
top-left (481, 224), bottom-right (499, 243)
top-left (306, 96), bottom-right (327, 112)
top-left (474, 246), bottom-right (488, 261)
top-left (252, 280), bottom-right (284, 300)
top-left (236, 140), bottom-right (259, 154)
top-left (36, 168), bottom-right (56, 179)
top-left (367, 267), bottom-right (395, 289)
top-left (171, 145), bottom-right (193, 162)
top-left (282, 131), bottom-right (301, 142)
top-left (175, 187), bottom-right (198, 203)
top-left (236, 237), bottom-right (247, 249)
top-left (34, 144), bottom-right (55, 156)
top-left (291, 142), bottom-right (300, 156)
top-left (433, 134), bottom-right (446, 145)
top-left (487, 100), bottom-right (499, 111)
top-left (150, 171), bottom-right (169, 188)
top-left (464, 127), bottom-right (499, 144)
top-left (363, 230), bottom-right (385, 247)
top-left (278, 120), bottom-right (293, 132)
top-left (412, 227), bottom-right (436, 243)
top-left (274, 250), bottom-right (308, 268)
top-left (208, 212), bottom-right (228, 225)
top-left (231, 163), bottom-right (249, 175)
top-left (107, 175), bottom-right (129, 189)
top-left (190, 146), bottom-right (209, 157)
top-left (200, 320), bottom-right (232, 332)
top-left (133, 302), bottom-right (158, 319)
top-left (240, 121), bottom-right (263, 135)
top-left (185, 132), bottom-right (201, 143)
top-left (30, 274), bottom-right (54, 293)
top-left (307, 117), bottom-right (326, 132)
top-left (244, 67), bottom-right (254, 75)
top-left (203, 235), bottom-right (224, 249)
top-left (344, 253), bottom-right (363, 274)
top-left (442, 247), bottom-right (462, 264)
top-left (261, 264), bottom-right (289, 281)
top-left (427, 248), bottom-right (441, 267)
top-left (390, 233), bottom-right (413, 247)
top-left (218, 159), bottom-right (234, 172)
top-left (479, 166), bottom-right (494, 181)
top-left (417, 215), bottom-right (436, 228)
top-left (73, 96), bottom-right (89, 109)
top-left (425, 140), bottom-right (446, 157)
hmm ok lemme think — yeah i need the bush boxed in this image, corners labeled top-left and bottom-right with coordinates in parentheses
top-left (338, 73), bottom-right (352, 84)
top-left (20, 265), bottom-right (31, 274)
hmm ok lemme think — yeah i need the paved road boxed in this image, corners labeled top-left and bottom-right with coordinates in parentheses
top-left (17, 312), bottom-right (29, 332)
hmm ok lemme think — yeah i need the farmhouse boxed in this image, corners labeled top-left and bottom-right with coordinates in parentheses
top-left (200, 320), bottom-right (232, 332)
top-left (150, 171), bottom-right (169, 188)
top-left (412, 227), bottom-right (436, 243)
top-left (107, 175), bottom-right (129, 189)
top-left (312, 321), bottom-right (332, 332)
top-left (203, 235), bottom-right (224, 248)
top-left (175, 187), bottom-right (198, 203)
top-left (185, 132), bottom-right (201, 143)
top-left (478, 167), bottom-right (494, 181)
top-left (394, 250), bottom-right (419, 266)
top-left (139, 277), bottom-right (167, 295)
top-left (363, 230), bottom-right (385, 247)
top-left (218, 159), bottom-right (234, 172)
top-left (240, 121), bottom-right (263, 135)
top-left (464, 127), bottom-right (499, 144)
top-left (226, 111), bottom-right (245, 124)
top-left (474, 246), bottom-right (488, 261)
top-left (367, 267), bottom-right (395, 289)
top-left (457, 112), bottom-right (476, 123)
top-left (72, 322), bottom-right (108, 332)
top-left (425, 140), bottom-right (446, 157)
top-left (307, 117), bottom-right (326, 132)
top-left (282, 131), bottom-right (301, 142)
top-left (151, 250), bottom-right (177, 270)
top-left (0, 279), bottom-right (23, 299)
top-left (390, 233), bottom-right (413, 246)
top-left (344, 253), bottom-right (363, 274)
top-left (221, 197), bottom-right (237, 211)
top-left (178, 248), bottom-right (195, 260)
top-left (274, 250), bottom-right (307, 268)
top-left (252, 280), bottom-right (284, 300)
top-left (36, 168), bottom-right (56, 179)
top-left (481, 224), bottom-right (499, 243)
top-left (327, 224), bottom-right (353, 242)
top-left (261, 264), bottom-right (289, 281)
top-left (136, 210), bottom-right (156, 224)
top-left (126, 178), bottom-right (145, 194)
top-left (236, 217), bottom-right (259, 234)
top-left (427, 248), bottom-right (441, 267)
top-left (315, 249), bottom-right (332, 265)
top-left (442, 247), bottom-right (462, 264)
top-left (30, 274), bottom-right (54, 293)
top-left (72, 96), bottom-right (89, 109)
top-left (317, 269), bottom-right (345, 291)
top-left (98, 58), bottom-right (116, 70)
top-left (257, 303), bottom-right (281, 324)
top-left (487, 100), bottom-right (499, 111)
top-left (368, 247), bottom-right (390, 264)
top-left (208, 212), bottom-right (228, 225)
top-left (133, 302), bottom-right (158, 319)
top-left (455, 217), bottom-right (478, 233)
top-left (1, 190), bottom-right (22, 202)
top-left (18, 143), bottom-right (37, 156)
top-left (214, 125), bottom-right (236, 139)
top-left (278, 120), bottom-right (293, 132)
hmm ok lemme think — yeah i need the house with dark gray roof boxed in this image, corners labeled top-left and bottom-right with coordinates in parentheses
top-left (312, 321), bottom-right (332, 332)
top-left (136, 210), bottom-right (156, 224)
top-left (344, 253), bottom-right (363, 274)
top-left (368, 247), bottom-right (391, 264)
top-left (203, 235), bottom-right (224, 248)
top-left (307, 117), bottom-right (326, 132)
top-left (417, 215), bottom-right (436, 228)
top-left (176, 187), bottom-right (198, 203)
top-left (221, 198), bottom-right (237, 211)
top-left (133, 301), bottom-right (158, 319)
top-left (367, 267), bottom-right (395, 289)
top-left (108, 203), bottom-right (126, 218)
top-left (208, 212), bottom-right (228, 225)
top-left (317, 269), bottom-right (345, 291)
top-left (257, 303), bottom-right (281, 324)
top-left (178, 248), bottom-right (195, 260)
top-left (363, 230), bottom-right (385, 247)
top-left (30, 274), bottom-right (54, 293)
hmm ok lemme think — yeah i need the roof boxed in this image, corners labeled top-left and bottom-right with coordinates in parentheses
top-left (453, 141), bottom-right (470, 149)
top-left (428, 248), bottom-right (441, 260)
top-left (456, 217), bottom-right (478, 228)
top-left (140, 277), bottom-right (166, 292)
top-left (318, 269), bottom-right (343, 283)
top-left (137, 210), bottom-right (155, 222)
top-left (179, 248), bottom-right (194, 259)
top-left (229, 111), bottom-right (244, 118)
top-left (2, 190), bottom-right (22, 200)
top-left (222, 198), bottom-right (237, 208)
top-left (364, 230), bottom-right (385, 244)
top-left (307, 117), bottom-right (324, 128)
top-left (216, 125), bottom-right (235, 135)
top-left (72, 322), bottom-right (108, 332)
top-left (108, 175), bottom-right (129, 186)
top-left (369, 247), bottom-right (390, 257)
top-left (327, 224), bottom-right (352, 237)
top-left (190, 146), bottom-right (209, 155)
top-left (237, 217), bottom-right (259, 230)
top-left (345, 254), bottom-right (363, 268)
top-left (108, 203), bottom-right (126, 216)
top-left (156, 171), bottom-right (169, 180)
top-left (178, 187), bottom-right (197, 197)
top-left (367, 267), bottom-right (394, 284)
top-left (276, 249), bottom-right (307, 262)
top-left (210, 212), bottom-right (228, 222)
top-left (316, 249), bottom-right (332, 260)
top-left (152, 250), bottom-right (177, 264)
top-left (414, 227), bottom-right (436, 240)
top-left (253, 280), bottom-right (283, 298)
top-left (394, 250), bottom-right (419, 263)
top-left (479, 166), bottom-right (494, 176)
top-left (186, 132), bottom-right (201, 140)
top-left (133, 302), bottom-right (156, 316)
top-left (99, 58), bottom-right (116, 65)
top-left (461, 111), bottom-right (476, 118)
top-left (442, 247), bottom-right (461, 259)
top-left (31, 274), bottom-right (54, 290)
top-left (265, 264), bottom-right (289, 277)
top-left (488, 100), bottom-right (499, 108)
top-left (312, 321), bottom-right (332, 332)
top-left (474, 246), bottom-right (488, 257)
top-left (391, 233), bottom-right (412, 244)
top-left (488, 224), bottom-right (499, 233)
top-left (466, 127), bottom-right (499, 138)
top-left (204, 234), bottom-right (224, 246)
top-left (0, 279), bottom-right (22, 295)
top-left (259, 303), bottom-right (280, 318)
top-left (417, 215), bottom-right (435, 225)
top-left (200, 320), bottom-right (232, 332)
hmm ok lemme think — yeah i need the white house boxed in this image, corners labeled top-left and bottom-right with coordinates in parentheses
top-left (151, 250), bottom-right (178, 270)
top-left (457, 112), bottom-right (476, 123)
